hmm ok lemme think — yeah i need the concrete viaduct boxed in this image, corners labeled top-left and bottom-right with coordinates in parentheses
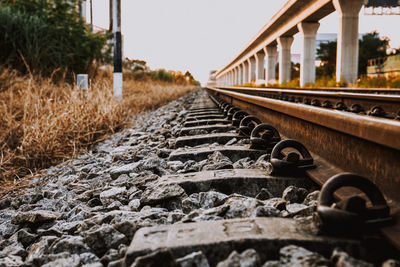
top-left (214, 0), bottom-right (364, 87)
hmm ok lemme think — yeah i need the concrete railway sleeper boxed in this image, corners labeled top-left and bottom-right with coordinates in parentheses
top-left (122, 89), bottom-right (399, 266)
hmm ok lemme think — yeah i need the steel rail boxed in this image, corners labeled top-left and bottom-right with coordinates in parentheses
top-left (216, 86), bottom-right (400, 118)
top-left (207, 86), bottom-right (400, 249)
top-left (220, 86), bottom-right (400, 94)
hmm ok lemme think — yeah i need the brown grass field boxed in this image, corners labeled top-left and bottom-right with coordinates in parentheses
top-left (0, 69), bottom-right (196, 193)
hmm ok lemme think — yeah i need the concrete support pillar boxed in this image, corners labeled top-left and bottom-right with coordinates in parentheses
top-left (264, 45), bottom-right (277, 84)
top-left (255, 51), bottom-right (265, 82)
top-left (248, 57), bottom-right (256, 82)
top-left (237, 67), bottom-right (241, 85)
top-left (333, 0), bottom-right (363, 84)
top-left (277, 36), bottom-right (294, 84)
top-left (243, 61), bottom-right (249, 84)
top-left (233, 68), bottom-right (238, 85)
top-left (298, 22), bottom-right (320, 87)
top-left (238, 65), bottom-right (243, 84)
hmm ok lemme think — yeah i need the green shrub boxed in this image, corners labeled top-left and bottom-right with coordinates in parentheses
top-left (0, 0), bottom-right (108, 78)
top-left (151, 69), bottom-right (173, 82)
top-left (388, 76), bottom-right (400, 88)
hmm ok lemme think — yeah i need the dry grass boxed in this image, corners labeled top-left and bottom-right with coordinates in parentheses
top-left (0, 69), bottom-right (196, 192)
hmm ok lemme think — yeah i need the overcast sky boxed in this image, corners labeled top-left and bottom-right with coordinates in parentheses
top-left (88, 0), bottom-right (400, 84)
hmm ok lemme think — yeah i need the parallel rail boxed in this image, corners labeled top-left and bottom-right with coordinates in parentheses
top-left (207, 86), bottom-right (400, 249)
top-left (216, 86), bottom-right (400, 119)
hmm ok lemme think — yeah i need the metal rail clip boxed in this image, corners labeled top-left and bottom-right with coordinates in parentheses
top-left (267, 139), bottom-right (315, 176)
top-left (317, 173), bottom-right (393, 235)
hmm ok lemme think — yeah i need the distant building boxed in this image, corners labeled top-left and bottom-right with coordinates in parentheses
top-left (207, 70), bottom-right (217, 87)
top-left (367, 54), bottom-right (400, 77)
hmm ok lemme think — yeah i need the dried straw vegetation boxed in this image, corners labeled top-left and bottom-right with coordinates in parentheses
top-left (0, 69), bottom-right (196, 191)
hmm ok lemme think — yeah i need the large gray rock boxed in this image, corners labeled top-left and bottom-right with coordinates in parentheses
top-left (0, 221), bottom-right (19, 238)
top-left (11, 210), bottom-right (61, 225)
top-left (100, 187), bottom-right (127, 206)
top-left (130, 249), bottom-right (179, 267)
top-left (16, 228), bottom-right (37, 247)
top-left (177, 251), bottom-right (210, 267)
top-left (382, 259), bottom-right (400, 267)
top-left (84, 224), bottom-right (127, 256)
top-left (279, 245), bottom-right (330, 266)
top-left (232, 157), bottom-right (254, 169)
top-left (79, 252), bottom-right (100, 265)
top-left (140, 183), bottom-right (185, 205)
top-left (42, 254), bottom-right (81, 267)
top-left (330, 248), bottom-right (373, 267)
top-left (202, 151), bottom-right (233, 170)
top-left (224, 195), bottom-right (262, 219)
top-left (253, 206), bottom-right (280, 217)
top-left (198, 191), bottom-right (228, 209)
top-left (216, 249), bottom-right (260, 267)
top-left (109, 162), bottom-right (142, 179)
top-left (26, 236), bottom-right (58, 263)
top-left (49, 235), bottom-right (91, 254)
top-left (285, 203), bottom-right (314, 217)
top-left (303, 190), bottom-right (320, 206)
top-left (0, 255), bottom-right (24, 266)
top-left (282, 186), bottom-right (308, 204)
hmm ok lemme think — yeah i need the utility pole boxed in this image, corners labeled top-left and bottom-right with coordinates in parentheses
top-left (90, 0), bottom-right (93, 32)
top-left (109, 0), bottom-right (113, 32)
top-left (112, 0), bottom-right (122, 97)
top-left (79, 0), bottom-right (87, 21)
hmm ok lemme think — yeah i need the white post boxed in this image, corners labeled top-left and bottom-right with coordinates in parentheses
top-left (265, 45), bottom-right (277, 84)
top-left (277, 36), bottom-right (294, 84)
top-left (333, 0), bottom-right (363, 84)
top-left (113, 0), bottom-right (122, 97)
top-left (298, 22), bottom-right (320, 87)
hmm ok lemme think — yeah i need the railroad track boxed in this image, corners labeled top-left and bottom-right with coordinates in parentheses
top-left (122, 88), bottom-right (400, 266)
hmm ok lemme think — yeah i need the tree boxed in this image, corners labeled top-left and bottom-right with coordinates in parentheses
top-left (316, 41), bottom-right (337, 78)
top-left (0, 0), bottom-right (108, 78)
top-left (316, 31), bottom-right (389, 78)
top-left (358, 31), bottom-right (389, 75)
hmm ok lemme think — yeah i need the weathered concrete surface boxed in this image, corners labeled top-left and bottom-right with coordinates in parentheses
top-left (179, 125), bottom-right (236, 136)
top-left (159, 169), bottom-right (317, 197)
top-left (175, 133), bottom-right (244, 148)
top-left (183, 119), bottom-right (231, 128)
top-left (187, 110), bottom-right (221, 116)
top-left (123, 217), bottom-right (361, 266)
top-left (186, 114), bottom-right (226, 121)
top-left (169, 146), bottom-right (267, 162)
